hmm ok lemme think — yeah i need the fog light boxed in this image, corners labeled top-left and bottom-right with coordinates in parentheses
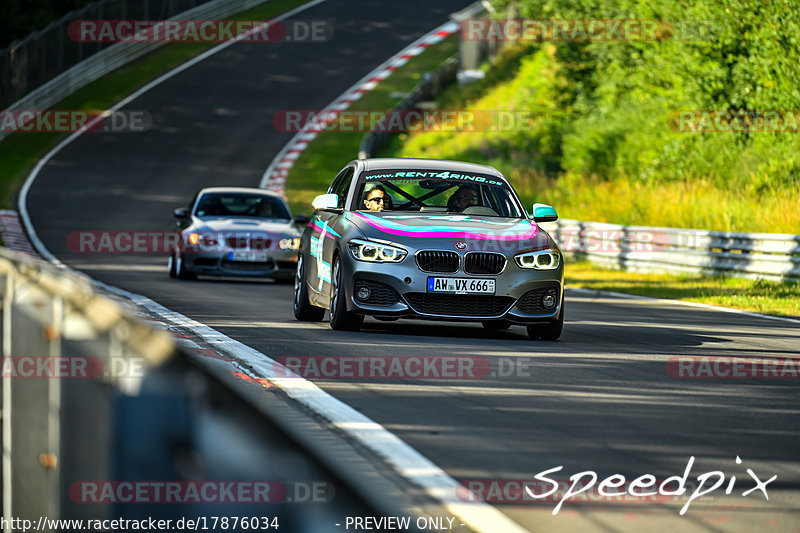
top-left (356, 286), bottom-right (371, 301)
top-left (542, 294), bottom-right (556, 308)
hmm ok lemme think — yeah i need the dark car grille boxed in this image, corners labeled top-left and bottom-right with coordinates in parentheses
top-left (416, 251), bottom-right (459, 273)
top-left (464, 252), bottom-right (506, 275)
top-left (226, 236), bottom-right (272, 250)
top-left (515, 284), bottom-right (560, 313)
top-left (220, 260), bottom-right (274, 271)
top-left (404, 293), bottom-right (514, 317)
top-left (276, 260), bottom-right (297, 271)
top-left (354, 280), bottom-right (400, 306)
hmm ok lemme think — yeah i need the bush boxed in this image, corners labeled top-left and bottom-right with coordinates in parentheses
top-left (393, 0), bottom-right (800, 232)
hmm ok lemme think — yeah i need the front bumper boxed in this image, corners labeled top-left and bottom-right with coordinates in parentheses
top-left (182, 250), bottom-right (297, 278)
top-left (341, 257), bottom-right (563, 324)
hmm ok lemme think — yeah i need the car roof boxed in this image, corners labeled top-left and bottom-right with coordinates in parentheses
top-left (197, 187), bottom-right (284, 198)
top-left (359, 158), bottom-right (506, 181)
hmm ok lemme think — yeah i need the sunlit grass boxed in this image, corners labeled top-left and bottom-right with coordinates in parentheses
top-left (391, 44), bottom-right (800, 234)
top-left (513, 172), bottom-right (800, 234)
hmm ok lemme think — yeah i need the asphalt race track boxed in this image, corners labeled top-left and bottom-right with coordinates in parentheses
top-left (24, 0), bottom-right (800, 531)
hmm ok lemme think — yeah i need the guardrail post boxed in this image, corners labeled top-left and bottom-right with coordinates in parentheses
top-left (3, 273), bottom-right (62, 525)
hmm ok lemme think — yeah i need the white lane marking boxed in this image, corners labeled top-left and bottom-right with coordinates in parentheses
top-left (95, 280), bottom-right (527, 533)
top-left (17, 0), bottom-right (330, 266)
top-left (567, 287), bottom-right (800, 325)
top-left (259, 21), bottom-right (459, 192)
top-left (14, 8), bottom-right (528, 531)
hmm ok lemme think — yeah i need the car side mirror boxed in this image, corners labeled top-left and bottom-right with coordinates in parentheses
top-left (532, 203), bottom-right (558, 223)
top-left (294, 214), bottom-right (311, 225)
top-left (174, 207), bottom-right (189, 219)
top-left (312, 194), bottom-right (338, 210)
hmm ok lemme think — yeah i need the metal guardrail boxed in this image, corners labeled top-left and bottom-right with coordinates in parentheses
top-left (0, 247), bottom-right (173, 522)
top-left (0, 0), bottom-right (271, 141)
top-left (542, 219), bottom-right (800, 282)
top-left (0, 248), bottom-right (390, 528)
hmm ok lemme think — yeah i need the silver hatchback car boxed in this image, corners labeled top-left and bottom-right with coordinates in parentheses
top-left (293, 158), bottom-right (564, 340)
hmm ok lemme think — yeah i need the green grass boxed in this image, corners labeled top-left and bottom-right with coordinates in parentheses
top-left (0, 0), bottom-right (308, 209)
top-left (284, 34), bottom-right (459, 215)
top-left (566, 259), bottom-right (800, 318)
top-left (390, 44), bottom-right (800, 234)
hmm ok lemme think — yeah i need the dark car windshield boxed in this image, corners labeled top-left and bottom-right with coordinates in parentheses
top-left (354, 169), bottom-right (525, 218)
top-left (194, 192), bottom-right (291, 219)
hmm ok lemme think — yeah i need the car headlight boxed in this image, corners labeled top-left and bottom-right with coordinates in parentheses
top-left (279, 237), bottom-right (301, 250)
top-left (514, 250), bottom-right (560, 270)
top-left (187, 232), bottom-right (217, 246)
top-left (348, 239), bottom-right (407, 263)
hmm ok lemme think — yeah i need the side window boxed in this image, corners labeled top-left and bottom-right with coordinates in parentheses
top-left (328, 167), bottom-right (354, 209)
top-left (189, 192), bottom-right (199, 212)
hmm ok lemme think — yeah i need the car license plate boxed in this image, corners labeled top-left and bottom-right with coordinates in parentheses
top-left (229, 252), bottom-right (268, 262)
top-left (427, 277), bottom-right (495, 294)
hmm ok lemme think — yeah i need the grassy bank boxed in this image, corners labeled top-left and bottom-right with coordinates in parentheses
top-left (0, 0), bottom-right (308, 209)
top-left (384, 0), bottom-right (800, 234)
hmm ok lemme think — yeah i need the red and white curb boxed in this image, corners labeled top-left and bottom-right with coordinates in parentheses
top-left (260, 20), bottom-right (459, 193)
top-left (0, 209), bottom-right (41, 258)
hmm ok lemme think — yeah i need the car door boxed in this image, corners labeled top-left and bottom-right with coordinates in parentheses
top-left (307, 166), bottom-right (355, 303)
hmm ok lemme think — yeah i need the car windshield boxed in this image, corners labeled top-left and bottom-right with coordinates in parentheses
top-left (354, 169), bottom-right (525, 218)
top-left (194, 193), bottom-right (291, 219)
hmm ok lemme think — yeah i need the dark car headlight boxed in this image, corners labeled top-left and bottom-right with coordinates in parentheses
top-left (348, 239), bottom-right (407, 263)
top-left (514, 250), bottom-right (560, 270)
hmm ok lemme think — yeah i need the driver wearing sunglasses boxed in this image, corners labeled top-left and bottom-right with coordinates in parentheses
top-left (363, 185), bottom-right (389, 211)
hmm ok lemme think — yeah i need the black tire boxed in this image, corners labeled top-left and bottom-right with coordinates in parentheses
top-left (329, 256), bottom-right (363, 331)
top-left (482, 320), bottom-right (511, 330)
top-left (176, 253), bottom-right (197, 280)
top-left (527, 301), bottom-right (564, 340)
top-left (294, 255), bottom-right (325, 321)
top-left (168, 253), bottom-right (177, 278)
